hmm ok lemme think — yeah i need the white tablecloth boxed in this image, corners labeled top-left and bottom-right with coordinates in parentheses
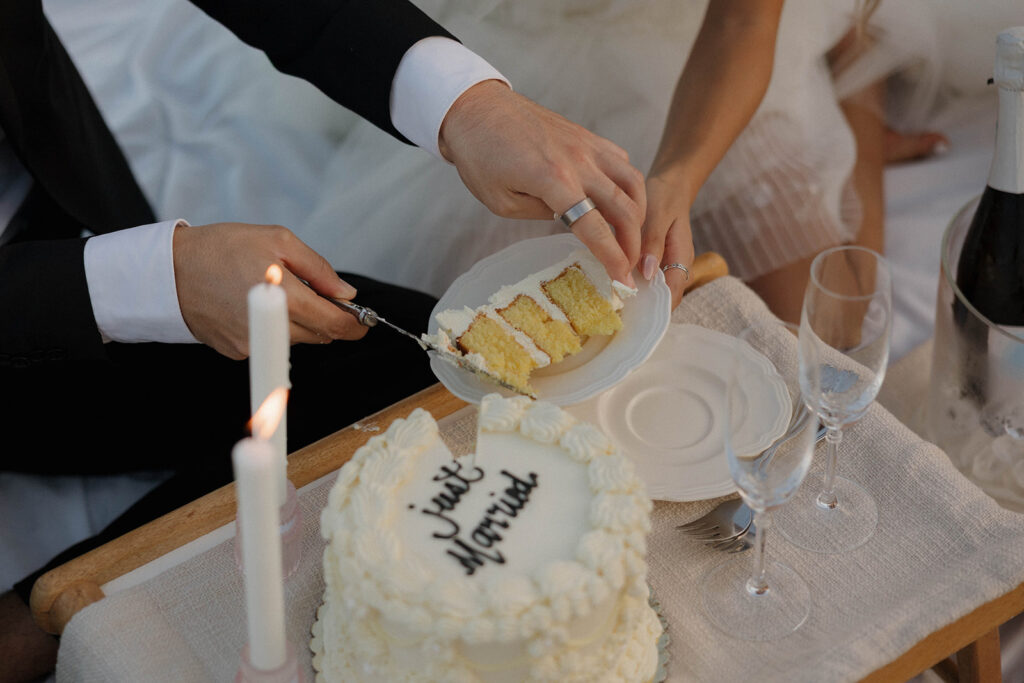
top-left (56, 278), bottom-right (1024, 682)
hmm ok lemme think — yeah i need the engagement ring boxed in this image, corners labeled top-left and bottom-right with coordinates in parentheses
top-left (661, 263), bottom-right (691, 281)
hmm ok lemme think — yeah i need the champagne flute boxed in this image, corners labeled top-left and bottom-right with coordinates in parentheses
top-left (776, 245), bottom-right (892, 554)
top-left (700, 319), bottom-right (817, 641)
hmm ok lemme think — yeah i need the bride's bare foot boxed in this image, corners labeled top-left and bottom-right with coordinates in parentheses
top-left (0, 591), bottom-right (58, 683)
top-left (884, 129), bottom-right (950, 163)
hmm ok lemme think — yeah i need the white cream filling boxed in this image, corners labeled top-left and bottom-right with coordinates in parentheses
top-left (489, 249), bottom-right (628, 317)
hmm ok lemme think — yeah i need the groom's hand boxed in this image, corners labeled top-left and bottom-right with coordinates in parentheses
top-left (439, 80), bottom-right (645, 287)
top-left (173, 223), bottom-right (368, 359)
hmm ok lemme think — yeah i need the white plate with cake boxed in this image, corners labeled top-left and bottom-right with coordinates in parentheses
top-left (567, 324), bottom-right (792, 502)
top-left (425, 234), bottom-right (671, 406)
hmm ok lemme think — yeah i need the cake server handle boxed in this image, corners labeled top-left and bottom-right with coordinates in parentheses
top-left (325, 296), bottom-right (430, 348)
top-left (329, 299), bottom-right (380, 327)
top-left (323, 295), bottom-right (533, 398)
top-left (326, 298), bottom-right (421, 343)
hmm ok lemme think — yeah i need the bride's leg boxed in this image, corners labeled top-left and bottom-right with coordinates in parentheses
top-left (747, 80), bottom-right (886, 325)
top-left (840, 81), bottom-right (886, 255)
top-left (748, 19), bottom-right (948, 323)
top-left (747, 254), bottom-right (817, 325)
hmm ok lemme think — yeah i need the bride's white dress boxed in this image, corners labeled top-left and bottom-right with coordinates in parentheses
top-left (297, 0), bottom-right (940, 293)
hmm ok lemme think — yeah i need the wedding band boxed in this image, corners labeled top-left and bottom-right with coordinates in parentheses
top-left (661, 263), bottom-right (691, 281)
top-left (555, 197), bottom-right (596, 228)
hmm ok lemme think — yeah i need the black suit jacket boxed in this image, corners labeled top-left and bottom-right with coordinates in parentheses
top-left (0, 0), bottom-right (454, 369)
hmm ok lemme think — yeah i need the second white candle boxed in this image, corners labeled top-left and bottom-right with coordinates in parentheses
top-left (233, 437), bottom-right (287, 672)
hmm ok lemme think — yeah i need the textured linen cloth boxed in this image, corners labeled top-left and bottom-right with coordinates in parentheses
top-left (56, 277), bottom-right (1024, 682)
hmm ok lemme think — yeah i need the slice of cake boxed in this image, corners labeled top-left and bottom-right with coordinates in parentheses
top-left (426, 249), bottom-right (637, 395)
top-left (311, 394), bottom-right (661, 682)
top-left (435, 306), bottom-right (551, 395)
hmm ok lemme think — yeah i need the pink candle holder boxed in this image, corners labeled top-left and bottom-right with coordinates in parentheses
top-left (236, 642), bottom-right (304, 683)
top-left (235, 479), bottom-right (303, 580)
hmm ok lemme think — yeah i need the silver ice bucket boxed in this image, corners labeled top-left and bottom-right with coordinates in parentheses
top-left (928, 196), bottom-right (1024, 512)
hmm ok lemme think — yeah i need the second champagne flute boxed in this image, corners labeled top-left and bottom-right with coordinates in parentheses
top-left (700, 319), bottom-right (817, 641)
top-left (776, 245), bottom-right (892, 554)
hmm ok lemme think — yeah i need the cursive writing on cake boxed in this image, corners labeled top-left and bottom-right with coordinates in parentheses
top-left (415, 462), bottom-right (539, 575)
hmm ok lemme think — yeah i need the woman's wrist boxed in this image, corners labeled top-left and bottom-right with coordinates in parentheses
top-left (647, 161), bottom-right (699, 205)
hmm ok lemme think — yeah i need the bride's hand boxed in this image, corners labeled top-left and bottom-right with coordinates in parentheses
top-left (639, 173), bottom-right (696, 309)
top-left (438, 80), bottom-right (645, 287)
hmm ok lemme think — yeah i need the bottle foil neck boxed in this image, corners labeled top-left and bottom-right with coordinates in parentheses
top-left (989, 87), bottom-right (1024, 194)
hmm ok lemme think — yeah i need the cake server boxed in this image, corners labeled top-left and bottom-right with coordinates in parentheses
top-left (326, 298), bottom-right (535, 398)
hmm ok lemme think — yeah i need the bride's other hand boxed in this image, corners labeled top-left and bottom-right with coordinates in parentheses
top-left (438, 80), bottom-right (645, 287)
top-left (639, 0), bottom-right (783, 307)
top-left (640, 173), bottom-right (696, 309)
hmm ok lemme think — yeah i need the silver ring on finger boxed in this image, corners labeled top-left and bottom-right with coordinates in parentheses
top-left (555, 197), bottom-right (596, 228)
top-left (661, 262), bottom-right (690, 281)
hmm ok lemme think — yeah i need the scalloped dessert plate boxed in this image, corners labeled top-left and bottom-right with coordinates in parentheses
top-left (567, 324), bottom-right (791, 502)
top-left (427, 234), bottom-right (671, 406)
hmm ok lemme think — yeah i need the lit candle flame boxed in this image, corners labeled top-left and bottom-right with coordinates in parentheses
top-left (265, 264), bottom-right (283, 286)
top-left (250, 386), bottom-right (288, 440)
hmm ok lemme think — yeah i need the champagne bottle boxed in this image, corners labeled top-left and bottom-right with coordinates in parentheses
top-left (954, 27), bottom-right (1024, 406)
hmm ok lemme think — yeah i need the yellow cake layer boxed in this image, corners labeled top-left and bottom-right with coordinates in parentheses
top-left (457, 315), bottom-right (538, 394)
top-left (496, 295), bottom-right (581, 363)
top-left (542, 266), bottom-right (623, 337)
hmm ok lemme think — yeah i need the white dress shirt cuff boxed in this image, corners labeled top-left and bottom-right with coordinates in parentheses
top-left (84, 219), bottom-right (198, 344)
top-left (391, 37), bottom-right (510, 160)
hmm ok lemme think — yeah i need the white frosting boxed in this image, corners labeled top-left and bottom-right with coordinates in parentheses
top-left (519, 401), bottom-right (577, 444)
top-left (611, 279), bottom-right (639, 301)
top-left (478, 394), bottom-right (533, 432)
top-left (490, 276), bottom-right (570, 324)
top-left (312, 394), bottom-right (659, 682)
top-left (489, 249), bottom-right (634, 317)
top-left (420, 328), bottom-right (456, 354)
top-left (435, 306), bottom-right (479, 341)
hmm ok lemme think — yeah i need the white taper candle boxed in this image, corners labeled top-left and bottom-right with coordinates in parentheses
top-left (248, 265), bottom-right (290, 505)
top-left (233, 437), bottom-right (287, 671)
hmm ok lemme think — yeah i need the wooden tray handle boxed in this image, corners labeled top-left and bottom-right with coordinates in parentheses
top-left (31, 385), bottom-right (467, 634)
top-left (687, 251), bottom-right (729, 291)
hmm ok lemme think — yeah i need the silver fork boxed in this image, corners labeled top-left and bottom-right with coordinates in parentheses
top-left (679, 421), bottom-right (827, 552)
top-left (675, 499), bottom-right (752, 547)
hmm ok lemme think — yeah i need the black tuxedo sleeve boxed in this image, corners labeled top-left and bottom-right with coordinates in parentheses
top-left (0, 238), bottom-right (107, 368)
top-left (188, 0), bottom-right (457, 142)
top-left (0, 2), bottom-right (151, 366)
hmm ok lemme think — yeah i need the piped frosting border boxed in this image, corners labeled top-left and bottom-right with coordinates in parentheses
top-left (317, 395), bottom-right (652, 646)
